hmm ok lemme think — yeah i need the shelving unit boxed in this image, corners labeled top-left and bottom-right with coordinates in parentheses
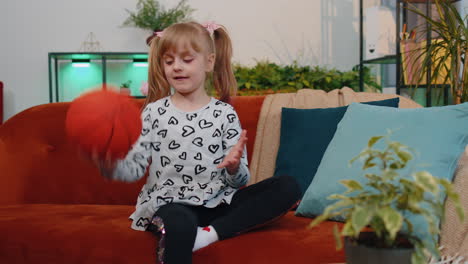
top-left (358, 0), bottom-right (453, 106)
top-left (48, 52), bottom-right (148, 103)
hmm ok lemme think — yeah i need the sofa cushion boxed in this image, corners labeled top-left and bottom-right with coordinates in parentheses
top-left (297, 102), bottom-right (468, 242)
top-left (0, 204), bottom-right (345, 264)
top-left (274, 98), bottom-right (399, 195)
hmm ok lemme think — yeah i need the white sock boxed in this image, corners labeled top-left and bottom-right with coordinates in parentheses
top-left (192, 225), bottom-right (219, 252)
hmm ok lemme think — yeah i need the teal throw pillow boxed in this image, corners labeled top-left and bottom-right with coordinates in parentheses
top-left (296, 102), bottom-right (468, 241)
top-left (274, 98), bottom-right (399, 195)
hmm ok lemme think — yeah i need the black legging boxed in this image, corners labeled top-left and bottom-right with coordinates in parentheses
top-left (149, 175), bottom-right (301, 264)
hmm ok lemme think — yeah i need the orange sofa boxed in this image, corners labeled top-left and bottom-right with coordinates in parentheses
top-left (0, 94), bottom-right (346, 264)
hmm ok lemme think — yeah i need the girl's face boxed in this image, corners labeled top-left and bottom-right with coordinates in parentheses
top-left (162, 43), bottom-right (214, 97)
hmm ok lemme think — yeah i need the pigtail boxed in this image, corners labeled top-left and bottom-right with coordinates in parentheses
top-left (212, 27), bottom-right (237, 103)
top-left (144, 36), bottom-right (171, 108)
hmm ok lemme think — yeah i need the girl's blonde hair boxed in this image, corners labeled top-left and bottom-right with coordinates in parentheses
top-left (144, 22), bottom-right (237, 107)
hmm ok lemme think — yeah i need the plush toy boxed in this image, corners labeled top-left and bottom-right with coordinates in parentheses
top-left (65, 88), bottom-right (142, 160)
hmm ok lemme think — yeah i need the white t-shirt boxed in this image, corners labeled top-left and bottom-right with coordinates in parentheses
top-left (113, 96), bottom-right (250, 231)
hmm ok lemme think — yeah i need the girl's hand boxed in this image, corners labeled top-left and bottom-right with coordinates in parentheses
top-left (79, 149), bottom-right (116, 180)
top-left (92, 150), bottom-right (116, 179)
top-left (217, 130), bottom-right (247, 175)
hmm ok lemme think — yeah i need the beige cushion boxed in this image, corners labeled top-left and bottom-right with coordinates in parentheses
top-left (440, 146), bottom-right (468, 258)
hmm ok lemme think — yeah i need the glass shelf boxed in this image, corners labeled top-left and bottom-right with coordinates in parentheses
top-left (362, 55), bottom-right (397, 65)
top-left (48, 52), bottom-right (149, 103)
top-left (359, 0), bottom-right (454, 106)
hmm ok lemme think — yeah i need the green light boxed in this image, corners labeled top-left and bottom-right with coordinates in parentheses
top-left (133, 58), bottom-right (148, 67)
top-left (72, 59), bottom-right (91, 67)
top-left (133, 62), bottom-right (148, 67)
top-left (72, 63), bottom-right (90, 67)
top-left (133, 54), bottom-right (148, 59)
top-left (71, 54), bottom-right (91, 59)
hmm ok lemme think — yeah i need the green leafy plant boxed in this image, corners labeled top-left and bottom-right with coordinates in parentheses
top-left (308, 132), bottom-right (464, 264)
top-left (404, 0), bottom-right (467, 104)
top-left (120, 80), bottom-right (132, 88)
top-left (233, 61), bottom-right (381, 95)
top-left (122, 0), bottom-right (194, 32)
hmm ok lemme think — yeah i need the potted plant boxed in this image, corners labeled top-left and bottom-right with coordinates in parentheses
top-left (308, 133), bottom-right (464, 264)
top-left (403, 0), bottom-right (467, 104)
top-left (122, 0), bottom-right (194, 45)
top-left (120, 80), bottom-right (132, 95)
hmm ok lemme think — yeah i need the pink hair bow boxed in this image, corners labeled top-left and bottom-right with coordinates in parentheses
top-left (153, 22), bottom-right (221, 38)
top-left (154, 31), bottom-right (164, 38)
top-left (202, 22), bottom-right (221, 35)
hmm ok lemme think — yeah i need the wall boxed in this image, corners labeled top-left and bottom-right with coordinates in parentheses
top-left (0, 0), bottom-right (359, 121)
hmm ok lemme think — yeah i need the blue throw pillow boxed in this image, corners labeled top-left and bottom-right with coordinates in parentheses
top-left (296, 102), bottom-right (468, 242)
top-left (274, 98), bottom-right (399, 195)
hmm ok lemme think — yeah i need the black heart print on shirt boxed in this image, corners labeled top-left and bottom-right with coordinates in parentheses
top-left (195, 164), bottom-right (207, 175)
top-left (199, 119), bottom-right (213, 129)
top-left (182, 174), bottom-right (193, 184)
top-left (164, 99), bottom-right (170, 107)
top-left (186, 113), bottom-right (197, 121)
top-left (140, 141), bottom-right (161, 151)
top-left (212, 129), bottom-right (222, 137)
top-left (140, 195), bottom-right (151, 205)
top-left (168, 116), bottom-right (178, 125)
top-left (156, 196), bottom-right (174, 205)
top-left (213, 110), bottom-right (221, 118)
top-left (152, 119), bottom-right (159, 129)
top-left (227, 129), bottom-right (239, 139)
top-left (158, 107), bottom-right (166, 115)
top-left (144, 114), bottom-right (151, 122)
top-left (136, 217), bottom-right (150, 228)
top-left (198, 182), bottom-right (208, 189)
top-left (168, 140), bottom-right (181, 150)
top-left (222, 141), bottom-right (228, 150)
top-left (141, 128), bottom-right (150, 136)
top-left (213, 156), bottom-right (224, 165)
top-left (211, 171), bottom-right (217, 180)
top-left (157, 129), bottom-right (167, 138)
top-left (161, 156), bottom-right (171, 167)
top-left (208, 144), bottom-right (220, 154)
top-left (147, 184), bottom-right (157, 195)
top-left (174, 164), bottom-right (184, 172)
top-left (188, 196), bottom-right (201, 202)
top-left (163, 179), bottom-right (175, 186)
top-left (182, 125), bottom-right (195, 137)
top-left (227, 114), bottom-right (236, 123)
top-left (192, 137), bottom-right (203, 147)
top-left (179, 152), bottom-right (187, 160)
top-left (194, 152), bottom-right (202, 160)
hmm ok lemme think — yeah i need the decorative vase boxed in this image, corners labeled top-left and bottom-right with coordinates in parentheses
top-left (344, 233), bottom-right (414, 264)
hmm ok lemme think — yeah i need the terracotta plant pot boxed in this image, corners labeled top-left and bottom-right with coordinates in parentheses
top-left (344, 232), bottom-right (414, 264)
top-left (120, 87), bottom-right (131, 96)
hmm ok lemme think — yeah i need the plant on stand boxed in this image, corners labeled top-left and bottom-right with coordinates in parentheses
top-left (404, 0), bottom-right (467, 104)
top-left (122, 0), bottom-right (194, 45)
top-left (309, 133), bottom-right (464, 264)
top-left (120, 80), bottom-right (132, 96)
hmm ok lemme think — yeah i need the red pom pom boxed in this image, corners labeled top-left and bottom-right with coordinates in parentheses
top-left (65, 89), bottom-right (142, 160)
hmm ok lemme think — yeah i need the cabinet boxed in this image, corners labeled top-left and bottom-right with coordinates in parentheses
top-left (358, 0), bottom-right (452, 106)
top-left (48, 52), bottom-right (148, 103)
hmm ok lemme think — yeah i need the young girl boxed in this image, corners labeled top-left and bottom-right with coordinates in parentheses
top-left (98, 21), bottom-right (301, 264)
